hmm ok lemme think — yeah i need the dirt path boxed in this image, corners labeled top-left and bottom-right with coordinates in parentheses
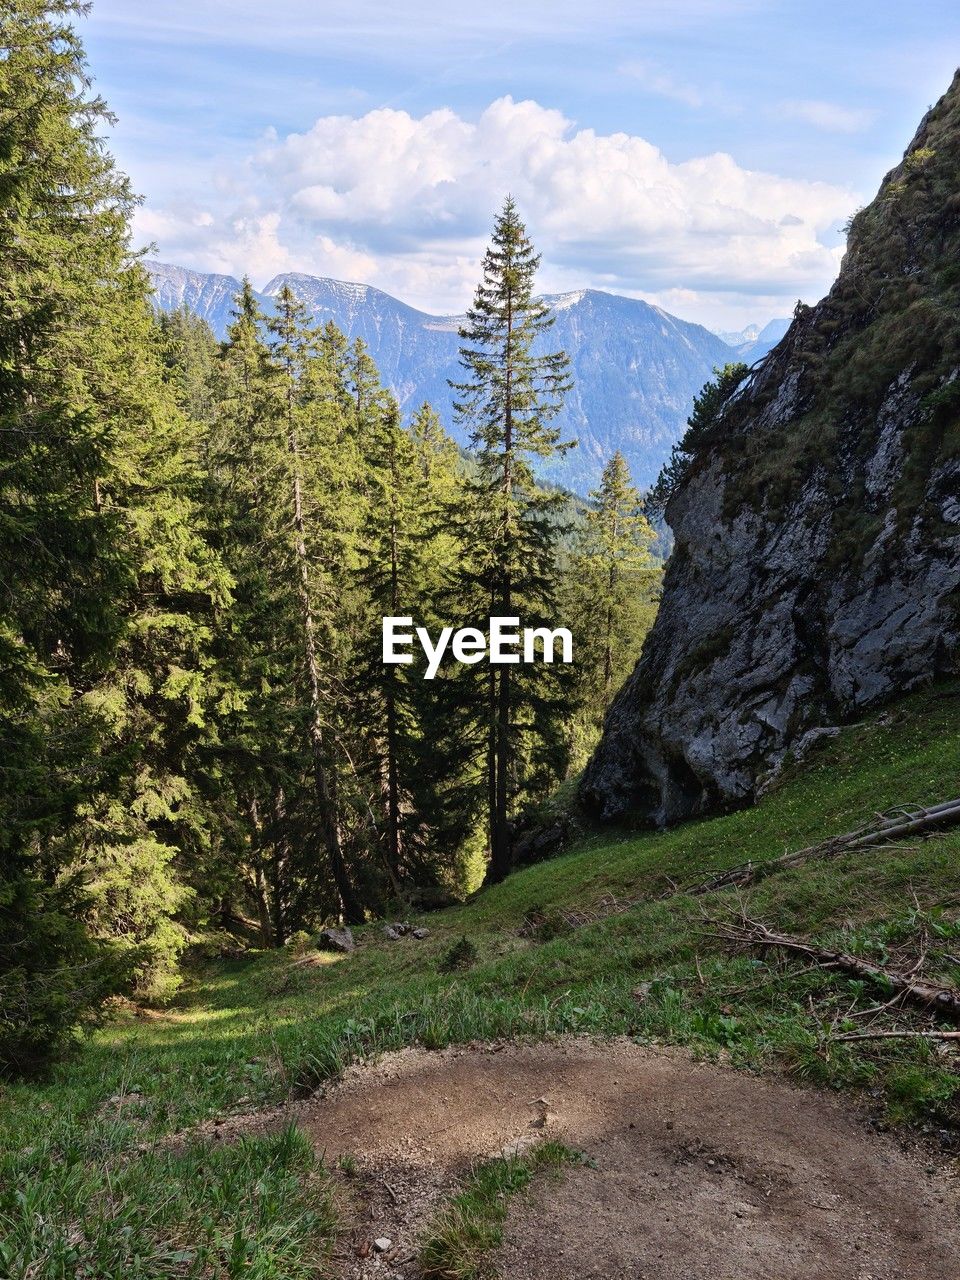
top-left (223, 1038), bottom-right (960, 1278)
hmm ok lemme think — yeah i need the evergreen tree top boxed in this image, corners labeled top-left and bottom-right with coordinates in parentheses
top-left (451, 196), bottom-right (574, 471)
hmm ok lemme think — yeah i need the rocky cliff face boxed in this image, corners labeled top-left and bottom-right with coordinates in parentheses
top-left (582, 73), bottom-right (960, 824)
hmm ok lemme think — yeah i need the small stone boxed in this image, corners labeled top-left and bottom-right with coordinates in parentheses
top-left (382, 925), bottom-right (400, 941)
top-left (412, 927), bottom-right (430, 939)
top-left (373, 1237), bottom-right (392, 1253)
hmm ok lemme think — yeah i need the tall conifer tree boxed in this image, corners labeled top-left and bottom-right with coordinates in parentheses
top-left (582, 450), bottom-right (657, 706)
top-left (357, 398), bottom-right (467, 890)
top-left (0, 1), bottom-right (226, 1068)
top-left (451, 197), bottom-right (574, 883)
top-left (268, 286), bottom-right (366, 924)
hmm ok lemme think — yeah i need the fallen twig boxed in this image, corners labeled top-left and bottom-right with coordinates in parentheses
top-left (689, 797), bottom-right (960, 896)
top-left (716, 917), bottom-right (960, 1022)
top-left (831, 1029), bottom-right (960, 1044)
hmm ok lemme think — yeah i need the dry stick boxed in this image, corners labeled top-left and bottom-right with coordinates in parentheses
top-left (689, 797), bottom-right (960, 896)
top-left (716, 918), bottom-right (960, 1022)
top-left (832, 1030), bottom-right (960, 1044)
top-left (848, 989), bottom-right (909, 1019)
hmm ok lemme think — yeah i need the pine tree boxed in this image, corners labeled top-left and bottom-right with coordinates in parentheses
top-left (0, 1), bottom-right (226, 1068)
top-left (582, 451), bottom-right (657, 707)
top-left (157, 306), bottom-right (220, 431)
top-left (451, 196), bottom-right (574, 884)
top-left (560, 451), bottom-right (660, 768)
top-left (356, 397), bottom-right (468, 892)
top-left (647, 363), bottom-right (748, 517)
top-left (203, 280), bottom-right (291, 944)
top-left (410, 402), bottom-right (461, 485)
top-left (268, 286), bottom-right (366, 924)
top-left (359, 399), bottom-right (418, 884)
top-left (207, 283), bottom-right (372, 935)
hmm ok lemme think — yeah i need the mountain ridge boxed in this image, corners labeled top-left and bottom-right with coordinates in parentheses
top-left (146, 259), bottom-right (776, 493)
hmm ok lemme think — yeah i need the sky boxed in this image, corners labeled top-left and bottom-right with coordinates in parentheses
top-left (80, 1), bottom-right (960, 330)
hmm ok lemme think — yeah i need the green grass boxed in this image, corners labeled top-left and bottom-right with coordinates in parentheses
top-left (2, 680), bottom-right (960, 1276)
top-left (419, 1141), bottom-right (590, 1280)
top-left (0, 1120), bottom-right (335, 1280)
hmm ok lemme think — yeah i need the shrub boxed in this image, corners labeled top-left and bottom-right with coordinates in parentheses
top-left (0, 874), bottom-right (132, 1078)
top-left (439, 935), bottom-right (478, 973)
top-left (647, 364), bottom-right (749, 516)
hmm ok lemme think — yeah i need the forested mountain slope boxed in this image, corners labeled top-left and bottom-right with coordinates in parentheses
top-left (148, 260), bottom-right (735, 492)
top-left (583, 71), bottom-right (960, 823)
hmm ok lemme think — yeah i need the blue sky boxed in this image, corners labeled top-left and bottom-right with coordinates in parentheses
top-left (80, 1), bottom-right (960, 328)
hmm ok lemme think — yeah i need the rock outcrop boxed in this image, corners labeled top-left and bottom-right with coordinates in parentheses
top-left (582, 73), bottom-right (960, 824)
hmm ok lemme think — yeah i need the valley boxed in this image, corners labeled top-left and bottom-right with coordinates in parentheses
top-left (3, 8), bottom-right (960, 1280)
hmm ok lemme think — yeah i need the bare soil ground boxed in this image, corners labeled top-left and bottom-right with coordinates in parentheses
top-left (213, 1038), bottom-right (960, 1279)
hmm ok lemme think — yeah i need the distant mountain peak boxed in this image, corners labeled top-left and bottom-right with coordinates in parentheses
top-left (147, 259), bottom-right (742, 493)
top-left (543, 289), bottom-right (588, 311)
top-left (263, 272), bottom-right (371, 303)
top-left (713, 317), bottom-right (791, 361)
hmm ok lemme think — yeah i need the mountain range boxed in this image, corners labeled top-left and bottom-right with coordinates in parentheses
top-left (147, 259), bottom-right (786, 494)
top-left (717, 319), bottom-right (791, 357)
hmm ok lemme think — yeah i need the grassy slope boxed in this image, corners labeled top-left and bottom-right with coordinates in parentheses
top-left (3, 681), bottom-right (960, 1277)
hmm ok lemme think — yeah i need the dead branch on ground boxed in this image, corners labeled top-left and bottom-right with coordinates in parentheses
top-left (689, 797), bottom-right (960, 896)
top-left (831, 1029), bottom-right (960, 1044)
top-left (715, 917), bottom-right (960, 1022)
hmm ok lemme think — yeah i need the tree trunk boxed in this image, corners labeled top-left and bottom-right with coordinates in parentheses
top-left (284, 344), bottom-right (364, 924)
top-left (486, 662), bottom-right (498, 874)
top-left (247, 797), bottom-right (275, 947)
top-left (602, 512), bottom-right (618, 707)
top-left (602, 593), bottom-right (614, 706)
top-left (385, 445), bottom-right (402, 881)
top-left (489, 588), bottom-right (512, 883)
top-left (269, 788), bottom-right (290, 945)
top-left (487, 289), bottom-right (514, 885)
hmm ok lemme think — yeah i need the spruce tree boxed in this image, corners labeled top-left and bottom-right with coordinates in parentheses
top-left (0, 1), bottom-right (226, 1067)
top-left (157, 307), bottom-right (220, 431)
top-left (582, 451), bottom-right (657, 706)
top-left (561, 451), bottom-right (660, 768)
top-left (208, 284), bottom-right (370, 934)
top-left (268, 286), bottom-right (366, 924)
top-left (204, 280), bottom-right (292, 943)
top-left (357, 398), bottom-right (468, 892)
top-left (451, 196), bottom-right (574, 883)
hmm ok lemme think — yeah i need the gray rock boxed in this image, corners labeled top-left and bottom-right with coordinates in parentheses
top-left (382, 925), bottom-right (400, 941)
top-left (315, 926), bottom-right (355, 954)
top-left (412, 927), bottom-right (430, 939)
top-left (581, 85), bottom-right (960, 826)
top-left (373, 1237), bottom-right (392, 1253)
top-left (792, 726), bottom-right (842, 762)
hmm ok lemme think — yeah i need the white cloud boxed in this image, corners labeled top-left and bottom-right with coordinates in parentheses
top-left (778, 99), bottom-right (878, 134)
top-left (135, 96), bottom-right (858, 327)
